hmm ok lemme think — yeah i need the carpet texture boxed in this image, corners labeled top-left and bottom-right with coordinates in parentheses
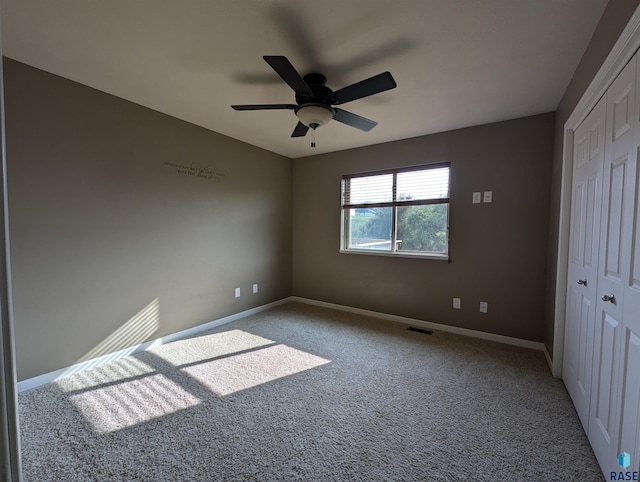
top-left (19, 302), bottom-right (604, 481)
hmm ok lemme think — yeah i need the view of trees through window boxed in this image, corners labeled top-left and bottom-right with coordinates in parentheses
top-left (342, 164), bottom-right (450, 256)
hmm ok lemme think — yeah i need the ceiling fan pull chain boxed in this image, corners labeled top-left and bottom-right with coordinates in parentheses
top-left (311, 127), bottom-right (316, 148)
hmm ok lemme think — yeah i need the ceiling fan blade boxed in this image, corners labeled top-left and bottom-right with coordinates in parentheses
top-left (263, 56), bottom-right (313, 98)
top-left (333, 108), bottom-right (378, 132)
top-left (291, 121), bottom-right (309, 137)
top-left (333, 72), bottom-right (397, 105)
top-left (231, 104), bottom-right (296, 111)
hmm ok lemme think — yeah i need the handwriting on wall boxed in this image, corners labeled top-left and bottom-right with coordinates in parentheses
top-left (165, 162), bottom-right (225, 182)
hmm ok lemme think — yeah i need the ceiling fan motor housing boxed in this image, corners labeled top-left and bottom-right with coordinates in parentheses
top-left (296, 73), bottom-right (339, 105)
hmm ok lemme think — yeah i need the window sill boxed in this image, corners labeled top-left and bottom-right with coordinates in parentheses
top-left (339, 249), bottom-right (449, 261)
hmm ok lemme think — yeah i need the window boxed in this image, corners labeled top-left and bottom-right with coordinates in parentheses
top-left (340, 163), bottom-right (450, 259)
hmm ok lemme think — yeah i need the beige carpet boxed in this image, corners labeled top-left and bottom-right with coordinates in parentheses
top-left (19, 302), bottom-right (604, 481)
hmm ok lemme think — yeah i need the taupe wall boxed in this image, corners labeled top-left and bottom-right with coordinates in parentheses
top-left (293, 114), bottom-right (554, 342)
top-left (544, 0), bottom-right (640, 356)
top-left (4, 59), bottom-right (292, 381)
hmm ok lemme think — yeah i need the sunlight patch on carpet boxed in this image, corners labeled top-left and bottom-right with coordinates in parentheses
top-left (182, 344), bottom-right (331, 396)
top-left (57, 357), bottom-right (155, 392)
top-left (69, 374), bottom-right (201, 433)
top-left (150, 329), bottom-right (276, 366)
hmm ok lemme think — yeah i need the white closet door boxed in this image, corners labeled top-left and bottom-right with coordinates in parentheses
top-left (563, 95), bottom-right (606, 431)
top-left (589, 55), bottom-right (637, 475)
top-left (613, 55), bottom-right (640, 475)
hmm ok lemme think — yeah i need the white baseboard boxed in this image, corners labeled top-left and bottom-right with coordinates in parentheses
top-left (290, 296), bottom-right (547, 352)
top-left (17, 297), bottom-right (292, 392)
top-left (543, 344), bottom-right (555, 376)
top-left (19, 295), bottom-right (550, 392)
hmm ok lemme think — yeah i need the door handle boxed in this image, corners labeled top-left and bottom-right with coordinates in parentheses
top-left (577, 279), bottom-right (587, 286)
top-left (601, 294), bottom-right (616, 304)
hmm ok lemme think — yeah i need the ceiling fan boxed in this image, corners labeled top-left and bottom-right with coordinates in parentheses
top-left (231, 56), bottom-right (397, 144)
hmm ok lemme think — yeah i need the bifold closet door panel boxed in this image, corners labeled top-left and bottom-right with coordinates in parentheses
top-left (614, 54), bottom-right (640, 474)
top-left (563, 95), bottom-right (606, 432)
top-left (588, 53), bottom-right (636, 475)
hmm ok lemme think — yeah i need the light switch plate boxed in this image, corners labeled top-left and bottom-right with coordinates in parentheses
top-left (479, 301), bottom-right (488, 313)
top-left (253, 283), bottom-right (258, 294)
top-left (235, 287), bottom-right (241, 298)
top-left (483, 191), bottom-right (493, 203)
top-left (472, 192), bottom-right (481, 204)
top-left (453, 298), bottom-right (461, 309)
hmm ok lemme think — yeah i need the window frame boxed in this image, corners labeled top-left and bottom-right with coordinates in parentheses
top-left (339, 162), bottom-right (450, 260)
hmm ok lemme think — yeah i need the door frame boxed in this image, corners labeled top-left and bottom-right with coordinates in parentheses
top-left (0, 15), bottom-right (23, 481)
top-left (553, 5), bottom-right (640, 377)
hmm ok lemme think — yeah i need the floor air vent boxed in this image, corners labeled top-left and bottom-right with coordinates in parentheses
top-left (407, 327), bottom-right (433, 335)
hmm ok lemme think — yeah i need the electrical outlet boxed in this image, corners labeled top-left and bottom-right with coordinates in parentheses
top-left (479, 301), bottom-right (488, 313)
top-left (483, 191), bottom-right (493, 203)
top-left (472, 192), bottom-right (481, 204)
top-left (235, 287), bottom-right (241, 298)
top-left (253, 283), bottom-right (258, 294)
top-left (453, 298), bottom-right (461, 309)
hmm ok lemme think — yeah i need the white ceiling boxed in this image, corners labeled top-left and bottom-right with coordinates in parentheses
top-left (1, 0), bottom-right (608, 159)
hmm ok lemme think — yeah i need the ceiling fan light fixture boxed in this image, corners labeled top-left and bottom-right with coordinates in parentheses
top-left (295, 104), bottom-right (334, 129)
